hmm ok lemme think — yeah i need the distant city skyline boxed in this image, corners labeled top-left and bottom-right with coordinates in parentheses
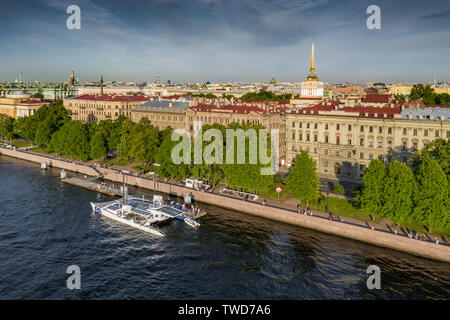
top-left (1, 0), bottom-right (449, 83)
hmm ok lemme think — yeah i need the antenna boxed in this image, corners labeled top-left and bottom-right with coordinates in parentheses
top-left (19, 65), bottom-right (23, 83)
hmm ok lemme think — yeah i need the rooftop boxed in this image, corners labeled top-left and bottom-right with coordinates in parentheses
top-left (70, 94), bottom-right (150, 102)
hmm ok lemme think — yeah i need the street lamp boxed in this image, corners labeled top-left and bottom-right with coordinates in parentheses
top-left (152, 163), bottom-right (160, 197)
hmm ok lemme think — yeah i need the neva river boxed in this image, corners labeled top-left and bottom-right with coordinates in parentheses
top-left (0, 156), bottom-right (449, 299)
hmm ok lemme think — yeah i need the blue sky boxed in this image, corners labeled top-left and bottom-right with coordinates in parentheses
top-left (0, 0), bottom-right (449, 83)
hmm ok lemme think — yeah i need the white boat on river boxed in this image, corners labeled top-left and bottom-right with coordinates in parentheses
top-left (90, 194), bottom-right (200, 237)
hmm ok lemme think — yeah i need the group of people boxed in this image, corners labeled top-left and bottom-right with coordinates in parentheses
top-left (297, 204), bottom-right (313, 216)
top-left (329, 214), bottom-right (343, 222)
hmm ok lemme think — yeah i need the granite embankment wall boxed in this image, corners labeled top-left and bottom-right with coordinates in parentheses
top-left (1, 147), bottom-right (450, 263)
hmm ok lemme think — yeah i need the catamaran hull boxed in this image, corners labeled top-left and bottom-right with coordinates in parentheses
top-left (90, 202), bottom-right (165, 237)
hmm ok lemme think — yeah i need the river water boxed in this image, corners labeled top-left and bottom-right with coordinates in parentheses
top-left (0, 156), bottom-right (448, 299)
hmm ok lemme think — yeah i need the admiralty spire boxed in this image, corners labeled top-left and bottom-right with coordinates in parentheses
top-left (301, 38), bottom-right (324, 98)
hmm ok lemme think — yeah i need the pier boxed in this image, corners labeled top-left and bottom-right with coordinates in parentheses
top-left (61, 176), bottom-right (122, 196)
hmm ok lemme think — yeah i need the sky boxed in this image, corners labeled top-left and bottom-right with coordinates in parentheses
top-left (0, 0), bottom-right (449, 83)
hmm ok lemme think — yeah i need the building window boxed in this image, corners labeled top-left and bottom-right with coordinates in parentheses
top-left (307, 134), bottom-right (310, 141)
top-left (369, 153), bottom-right (373, 160)
top-left (447, 131), bottom-right (450, 138)
top-left (413, 142), bottom-right (418, 151)
top-left (292, 132), bottom-right (295, 140)
top-left (348, 138), bottom-right (352, 145)
top-left (403, 128), bottom-right (407, 135)
top-left (336, 136), bottom-right (340, 145)
top-left (378, 139), bottom-right (382, 148)
top-left (387, 140), bottom-right (392, 149)
top-left (307, 123), bottom-right (310, 129)
top-left (360, 125), bottom-right (364, 132)
top-left (360, 138), bottom-right (364, 146)
top-left (379, 127), bottom-right (382, 134)
top-left (435, 130), bottom-right (439, 137)
top-left (388, 127), bottom-right (392, 134)
top-left (299, 123), bottom-right (302, 128)
top-left (424, 129), bottom-right (428, 137)
top-left (369, 126), bottom-right (373, 133)
top-left (369, 139), bottom-right (373, 148)
top-left (299, 133), bottom-right (303, 141)
top-left (360, 152), bottom-right (364, 159)
top-left (402, 141), bottom-right (407, 150)
top-left (348, 124), bottom-right (352, 131)
top-left (314, 123), bottom-right (318, 129)
top-left (325, 135), bottom-right (329, 143)
top-left (292, 122), bottom-right (295, 128)
top-left (347, 152), bottom-right (351, 158)
top-left (314, 134), bottom-right (318, 142)
top-left (325, 124), bottom-right (328, 130)
top-left (413, 129), bottom-right (417, 136)
top-left (336, 124), bottom-right (340, 131)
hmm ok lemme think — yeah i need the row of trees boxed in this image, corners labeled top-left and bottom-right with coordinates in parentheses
top-left (359, 139), bottom-right (449, 233)
top-left (240, 90), bottom-right (293, 101)
top-left (409, 84), bottom-right (450, 106)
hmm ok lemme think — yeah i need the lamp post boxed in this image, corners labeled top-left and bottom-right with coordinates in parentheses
top-left (152, 163), bottom-right (160, 197)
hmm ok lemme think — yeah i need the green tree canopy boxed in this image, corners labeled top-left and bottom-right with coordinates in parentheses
top-left (413, 154), bottom-right (449, 233)
top-left (285, 151), bottom-right (320, 206)
top-left (360, 159), bottom-right (387, 216)
top-left (381, 161), bottom-right (416, 223)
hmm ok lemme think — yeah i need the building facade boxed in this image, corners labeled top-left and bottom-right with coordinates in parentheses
top-left (131, 100), bottom-right (190, 130)
top-left (64, 94), bottom-right (150, 122)
top-left (285, 103), bottom-right (450, 184)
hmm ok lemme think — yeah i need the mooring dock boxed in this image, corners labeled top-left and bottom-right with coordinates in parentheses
top-left (61, 177), bottom-right (122, 196)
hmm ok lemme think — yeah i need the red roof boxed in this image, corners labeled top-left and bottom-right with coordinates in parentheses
top-left (362, 94), bottom-right (391, 103)
top-left (71, 94), bottom-right (150, 102)
top-left (290, 102), bottom-right (401, 118)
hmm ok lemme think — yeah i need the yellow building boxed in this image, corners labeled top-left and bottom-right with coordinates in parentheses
top-left (286, 102), bottom-right (450, 184)
top-left (0, 91), bottom-right (48, 119)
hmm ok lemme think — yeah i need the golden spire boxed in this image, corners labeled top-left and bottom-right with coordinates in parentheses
top-left (305, 38), bottom-right (319, 81)
top-left (310, 38), bottom-right (315, 72)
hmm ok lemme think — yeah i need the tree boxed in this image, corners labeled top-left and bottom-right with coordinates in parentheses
top-left (333, 184), bottom-right (345, 195)
top-left (413, 154), bottom-right (449, 233)
top-left (381, 161), bottom-right (416, 223)
top-left (90, 131), bottom-right (107, 160)
top-left (117, 118), bottom-right (134, 160)
top-left (285, 151), bottom-right (319, 206)
top-left (155, 130), bottom-right (190, 179)
top-left (128, 124), bottom-right (159, 168)
top-left (360, 159), bottom-right (386, 216)
top-left (0, 114), bottom-right (15, 141)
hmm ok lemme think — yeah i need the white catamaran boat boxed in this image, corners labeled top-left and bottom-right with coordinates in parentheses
top-left (90, 194), bottom-right (200, 237)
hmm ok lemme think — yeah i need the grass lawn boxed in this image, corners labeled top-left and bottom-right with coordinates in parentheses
top-left (11, 139), bottom-right (31, 148)
top-left (321, 197), bottom-right (382, 223)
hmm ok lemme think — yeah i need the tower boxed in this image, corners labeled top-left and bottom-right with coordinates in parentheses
top-left (100, 75), bottom-right (104, 96)
top-left (300, 38), bottom-right (323, 98)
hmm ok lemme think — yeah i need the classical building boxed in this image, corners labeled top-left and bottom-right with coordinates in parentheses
top-left (285, 102), bottom-right (450, 184)
top-left (131, 100), bottom-right (190, 130)
top-left (300, 39), bottom-right (324, 98)
top-left (64, 93), bottom-right (150, 122)
top-left (0, 91), bottom-right (49, 118)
